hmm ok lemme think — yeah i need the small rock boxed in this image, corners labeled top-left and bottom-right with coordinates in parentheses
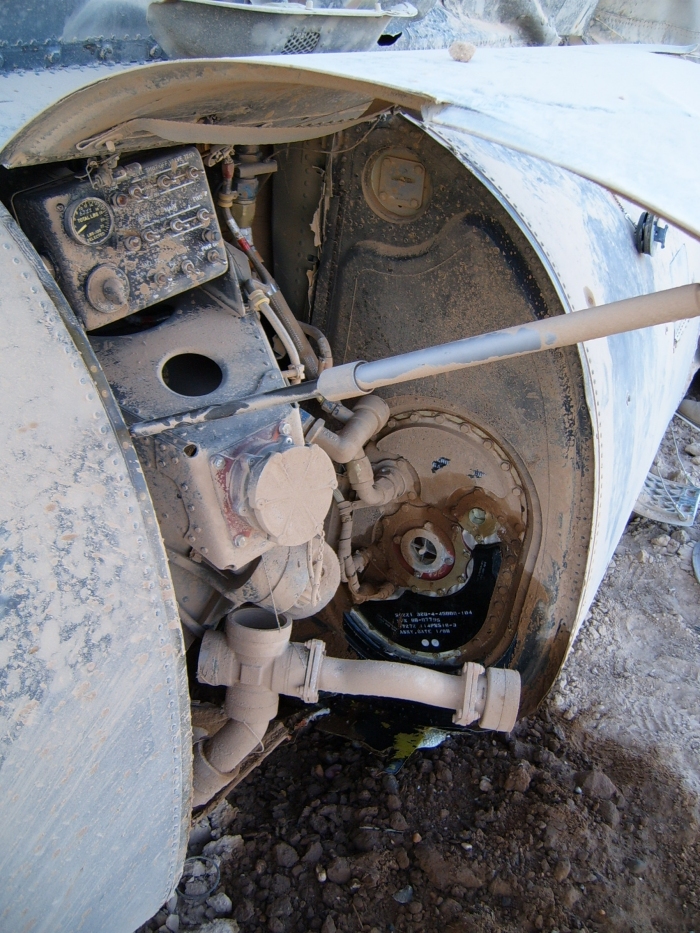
top-left (233, 900), bottom-right (254, 923)
top-left (320, 917), bottom-right (336, 933)
top-left (206, 893), bottom-right (232, 917)
top-left (439, 897), bottom-right (462, 921)
top-left (268, 896), bottom-right (293, 919)
top-left (396, 847), bottom-right (410, 870)
top-left (273, 842), bottom-right (299, 868)
top-left (625, 857), bottom-right (647, 876)
top-left (270, 874), bottom-right (291, 896)
top-left (667, 539), bottom-right (681, 554)
top-left (386, 794), bottom-right (402, 812)
top-left (488, 878), bottom-right (513, 897)
top-left (193, 923), bottom-right (240, 933)
top-left (561, 884), bottom-right (581, 908)
top-left (383, 774), bottom-right (399, 794)
top-left (553, 858), bottom-right (571, 882)
top-left (505, 762), bottom-right (532, 793)
top-left (672, 528), bottom-right (690, 543)
top-left (166, 894), bottom-right (179, 914)
top-left (636, 549), bottom-right (651, 563)
top-left (479, 777), bottom-right (492, 793)
top-left (165, 915), bottom-right (179, 933)
top-left (684, 443), bottom-right (700, 457)
top-left (327, 857), bottom-right (352, 884)
top-left (392, 885), bottom-right (414, 905)
top-left (389, 811), bottom-right (409, 832)
top-left (449, 40), bottom-right (476, 62)
top-left (580, 770), bottom-right (617, 800)
top-left (598, 799), bottom-right (620, 827)
top-left (651, 534), bottom-right (670, 547)
top-left (412, 832), bottom-right (422, 844)
top-left (302, 840), bottom-right (323, 865)
top-left (202, 835), bottom-right (244, 859)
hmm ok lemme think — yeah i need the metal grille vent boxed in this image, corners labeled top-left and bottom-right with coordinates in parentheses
top-left (633, 472), bottom-right (700, 527)
top-left (282, 28), bottom-right (322, 53)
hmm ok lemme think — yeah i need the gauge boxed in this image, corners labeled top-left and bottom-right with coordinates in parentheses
top-left (64, 197), bottom-right (114, 246)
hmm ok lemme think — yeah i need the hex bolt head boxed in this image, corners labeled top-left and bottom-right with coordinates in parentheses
top-left (279, 422), bottom-right (292, 436)
top-left (234, 535), bottom-right (247, 548)
top-left (212, 456), bottom-right (225, 469)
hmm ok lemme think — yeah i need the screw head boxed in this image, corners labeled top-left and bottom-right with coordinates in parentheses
top-left (279, 422), bottom-right (292, 436)
top-left (234, 535), bottom-right (247, 548)
top-left (212, 456), bottom-right (225, 469)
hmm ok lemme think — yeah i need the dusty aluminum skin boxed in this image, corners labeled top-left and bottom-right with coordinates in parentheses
top-left (0, 205), bottom-right (192, 933)
top-left (428, 127), bottom-right (700, 647)
top-left (1, 46), bottom-right (698, 239)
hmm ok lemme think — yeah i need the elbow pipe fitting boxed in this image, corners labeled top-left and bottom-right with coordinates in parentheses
top-left (194, 607), bottom-right (521, 806)
top-left (306, 395), bottom-right (390, 464)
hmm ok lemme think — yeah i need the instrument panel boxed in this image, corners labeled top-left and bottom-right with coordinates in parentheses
top-left (14, 146), bottom-right (227, 330)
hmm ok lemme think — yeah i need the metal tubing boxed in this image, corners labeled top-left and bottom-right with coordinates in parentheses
top-left (352, 285), bottom-right (700, 393)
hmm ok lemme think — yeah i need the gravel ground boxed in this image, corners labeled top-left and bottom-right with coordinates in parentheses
top-left (137, 416), bottom-right (700, 933)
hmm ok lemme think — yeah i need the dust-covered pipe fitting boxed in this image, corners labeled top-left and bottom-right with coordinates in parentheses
top-left (192, 609), bottom-right (292, 806)
top-left (344, 455), bottom-right (412, 507)
top-left (300, 323), bottom-right (333, 372)
top-left (336, 498), bottom-right (395, 601)
top-left (306, 395), bottom-right (390, 463)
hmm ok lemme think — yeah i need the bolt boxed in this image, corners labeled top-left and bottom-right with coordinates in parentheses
top-left (125, 235), bottom-right (141, 251)
top-left (393, 535), bottom-right (401, 544)
top-left (279, 422), bottom-right (292, 436)
top-left (188, 535), bottom-right (196, 543)
top-left (437, 589), bottom-right (445, 596)
top-left (212, 456), bottom-right (225, 469)
top-left (284, 436), bottom-right (294, 446)
top-left (424, 522), bottom-right (433, 531)
top-left (234, 535), bottom-right (247, 548)
top-left (457, 575), bottom-right (466, 583)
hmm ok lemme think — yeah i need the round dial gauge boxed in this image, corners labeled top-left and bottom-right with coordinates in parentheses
top-left (64, 197), bottom-right (114, 246)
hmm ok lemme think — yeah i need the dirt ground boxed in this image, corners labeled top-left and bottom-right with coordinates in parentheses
top-left (138, 415), bottom-right (700, 933)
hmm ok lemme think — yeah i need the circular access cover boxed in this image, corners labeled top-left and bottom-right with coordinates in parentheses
top-left (249, 444), bottom-right (337, 547)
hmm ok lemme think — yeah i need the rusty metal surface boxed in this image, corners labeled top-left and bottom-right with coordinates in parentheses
top-left (0, 204), bottom-right (191, 933)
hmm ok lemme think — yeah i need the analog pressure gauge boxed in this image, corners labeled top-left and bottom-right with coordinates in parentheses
top-left (64, 197), bottom-right (114, 246)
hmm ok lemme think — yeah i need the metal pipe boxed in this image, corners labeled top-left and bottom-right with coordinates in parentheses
top-left (223, 207), bottom-right (319, 378)
top-left (130, 285), bottom-right (700, 436)
top-left (248, 287), bottom-right (304, 383)
top-left (317, 284), bottom-right (700, 400)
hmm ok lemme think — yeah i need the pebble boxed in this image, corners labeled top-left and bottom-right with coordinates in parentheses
top-left (165, 915), bottom-right (179, 932)
top-left (206, 893), bottom-right (232, 916)
top-left (626, 856), bottom-right (648, 876)
top-left (389, 810), bottom-right (409, 831)
top-left (598, 799), bottom-right (620, 827)
top-left (202, 835), bottom-right (243, 859)
top-left (651, 534), bottom-right (670, 547)
top-left (637, 549), bottom-right (651, 563)
top-left (393, 884), bottom-right (414, 904)
top-left (684, 443), bottom-right (700, 457)
top-left (273, 842), bottom-right (299, 868)
top-left (386, 794), bottom-right (402, 811)
top-left (327, 857), bottom-right (352, 884)
top-left (505, 761), bottom-right (532, 793)
top-left (301, 840), bottom-right (323, 865)
top-left (383, 774), bottom-right (399, 794)
top-left (479, 777), bottom-right (493, 792)
top-left (553, 858), bottom-right (571, 882)
top-left (320, 917), bottom-right (337, 933)
top-left (580, 770), bottom-right (618, 800)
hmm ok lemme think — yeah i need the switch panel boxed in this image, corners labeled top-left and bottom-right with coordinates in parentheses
top-left (14, 146), bottom-right (227, 330)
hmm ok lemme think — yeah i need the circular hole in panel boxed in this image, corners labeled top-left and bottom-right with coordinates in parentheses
top-left (183, 444), bottom-right (198, 457)
top-left (161, 353), bottom-right (223, 397)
